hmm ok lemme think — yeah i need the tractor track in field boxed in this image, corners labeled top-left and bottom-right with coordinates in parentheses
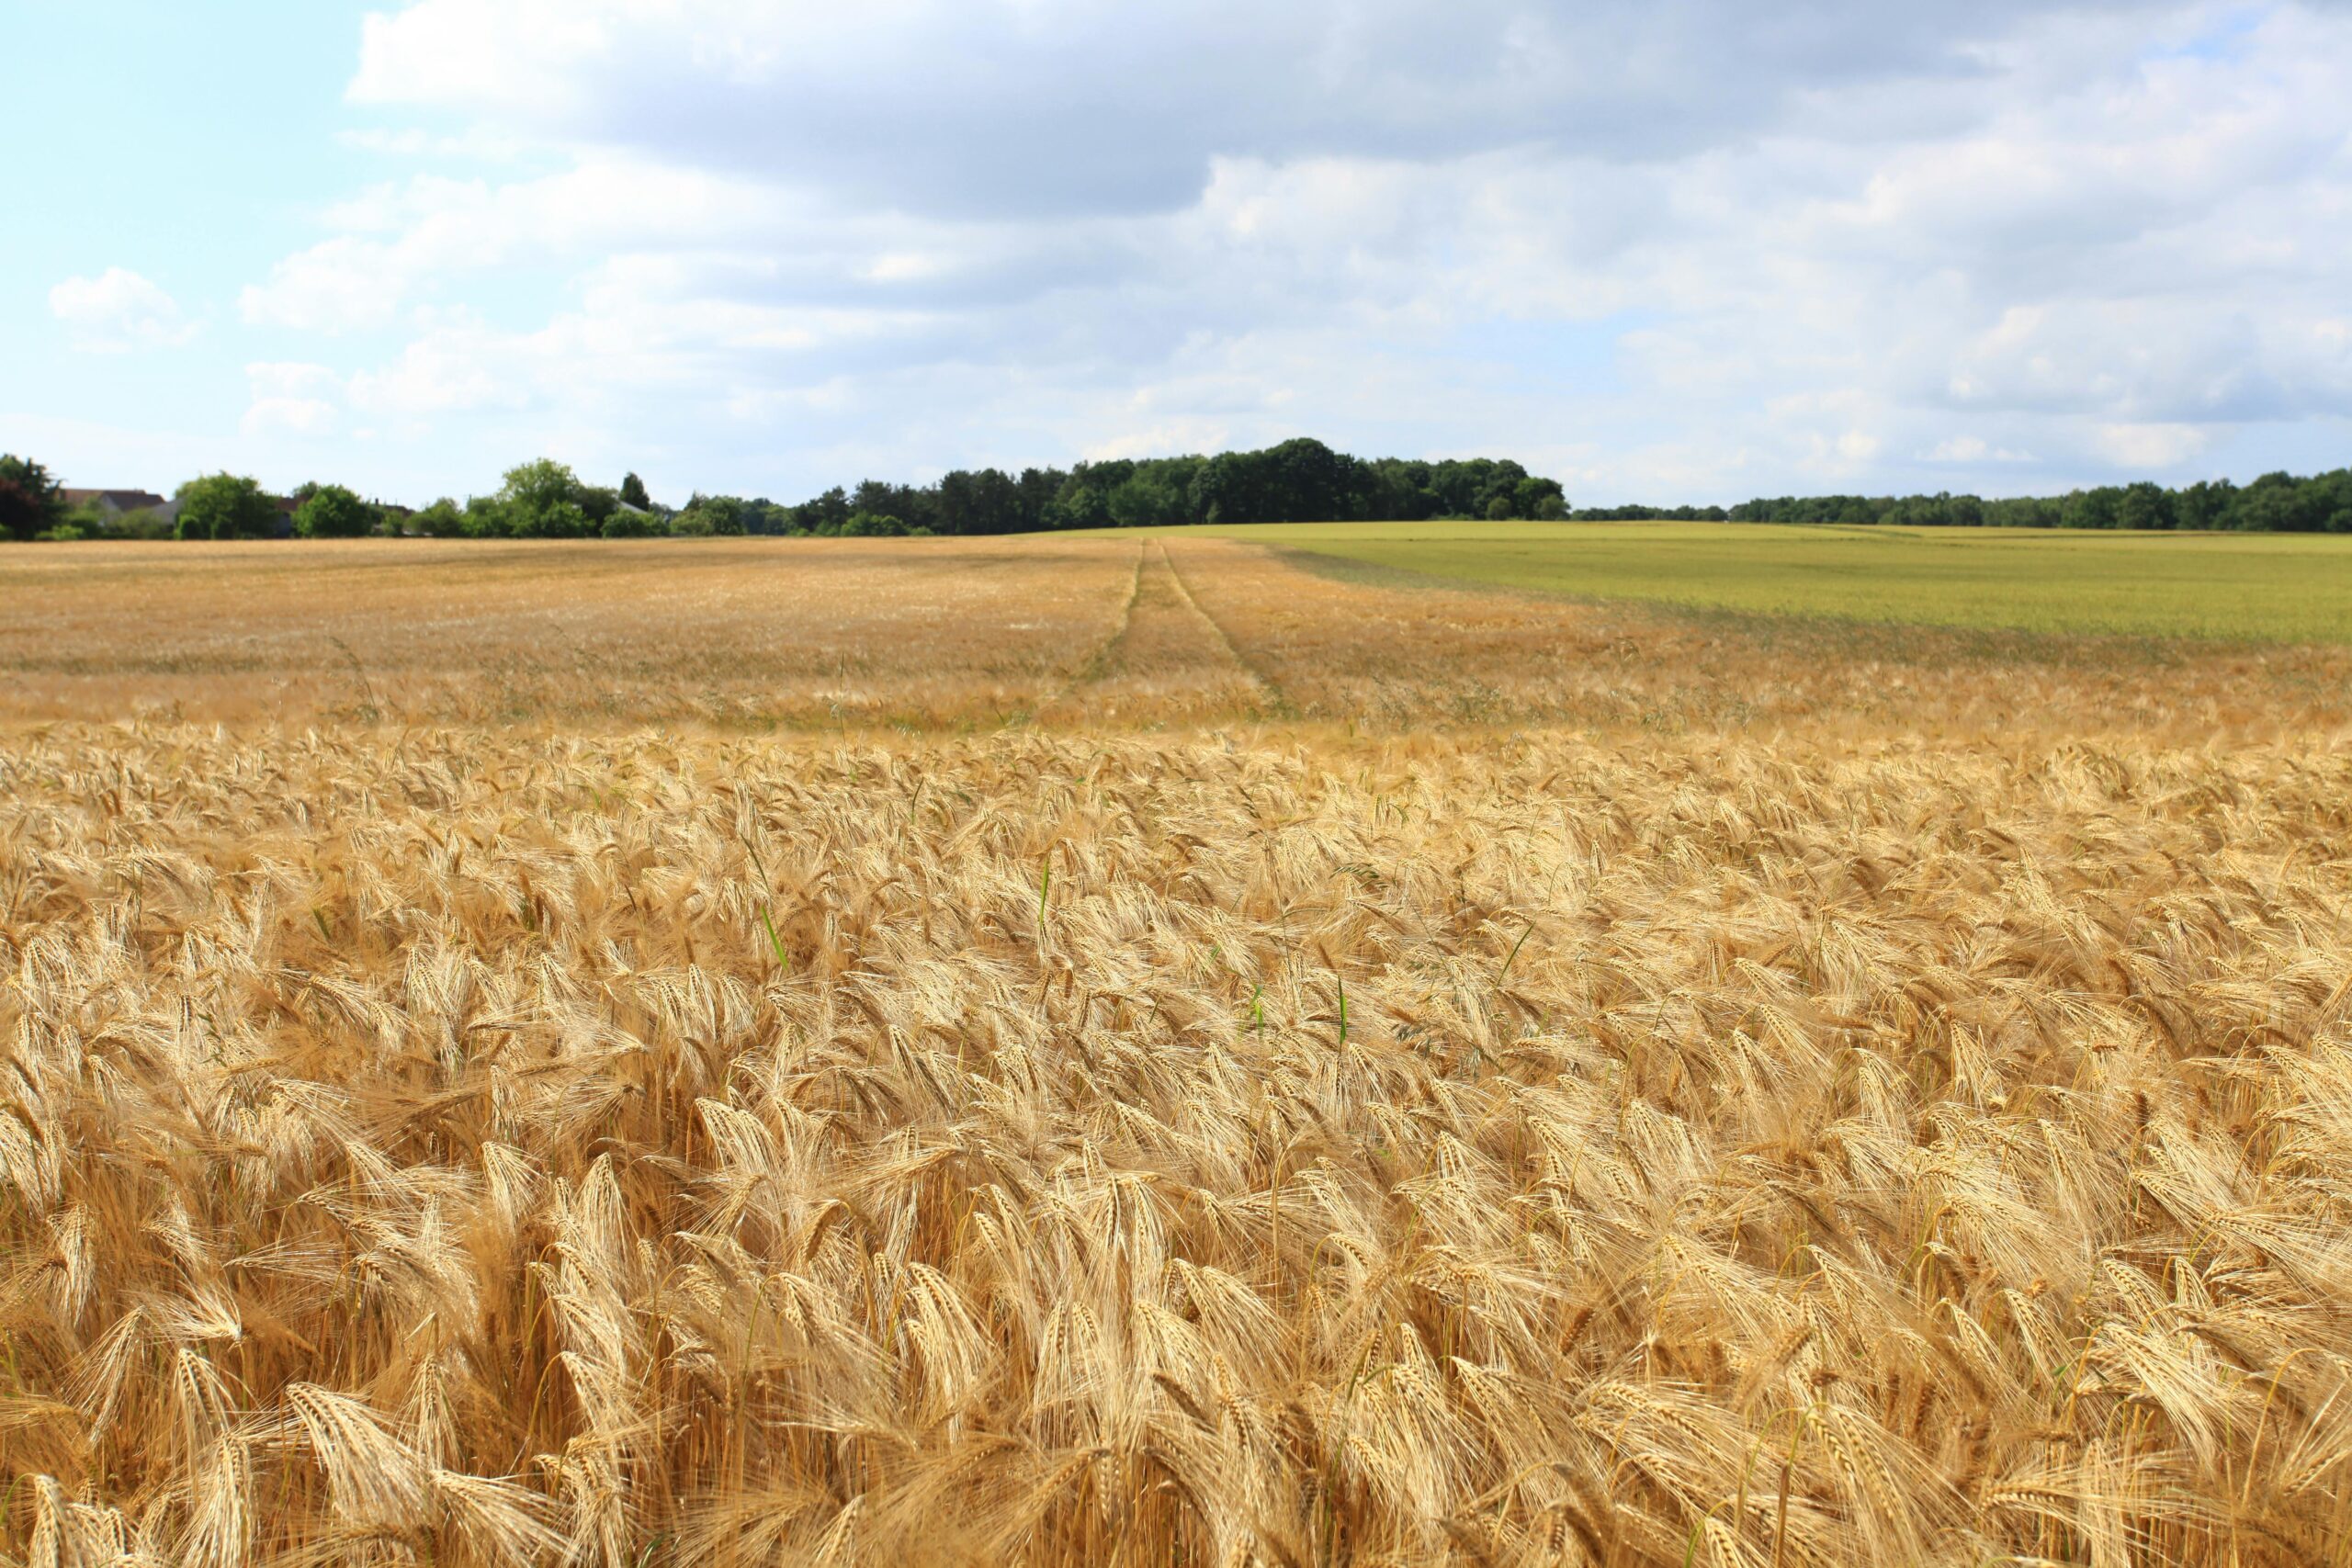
top-left (1155, 539), bottom-right (1295, 718)
top-left (1039, 540), bottom-right (1286, 725)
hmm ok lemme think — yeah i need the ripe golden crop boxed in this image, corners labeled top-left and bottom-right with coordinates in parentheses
top-left (4, 536), bottom-right (2350, 1565)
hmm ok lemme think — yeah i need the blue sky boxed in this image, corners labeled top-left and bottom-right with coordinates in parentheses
top-left (6, 0), bottom-right (2350, 507)
top-left (6, 5), bottom-right (356, 471)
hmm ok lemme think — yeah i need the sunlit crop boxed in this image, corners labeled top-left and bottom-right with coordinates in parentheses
top-left (4, 536), bottom-right (2350, 1566)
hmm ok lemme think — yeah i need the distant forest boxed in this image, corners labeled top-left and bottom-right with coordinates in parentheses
top-left (7, 439), bottom-right (2351, 541)
top-left (700, 450), bottom-right (2352, 537)
top-left (1579, 468), bottom-right (2352, 533)
top-left (684, 450), bottom-right (2352, 537)
top-left (724, 439), bottom-right (1570, 537)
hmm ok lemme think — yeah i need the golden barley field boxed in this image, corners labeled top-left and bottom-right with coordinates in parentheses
top-left (5, 536), bottom-right (2352, 1567)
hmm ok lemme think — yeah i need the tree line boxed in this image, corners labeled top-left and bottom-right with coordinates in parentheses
top-left (419, 441), bottom-right (1572, 539)
top-left (763, 442), bottom-right (1573, 536)
top-left (0, 441), bottom-right (1567, 542)
top-left (1577, 468), bottom-right (2352, 532)
top-left (8, 444), bottom-right (2352, 542)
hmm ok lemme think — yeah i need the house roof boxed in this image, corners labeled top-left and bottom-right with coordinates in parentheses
top-left (61, 488), bottom-right (167, 513)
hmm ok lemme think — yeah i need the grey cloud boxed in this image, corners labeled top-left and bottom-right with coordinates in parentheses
top-left (363, 0), bottom-right (2199, 220)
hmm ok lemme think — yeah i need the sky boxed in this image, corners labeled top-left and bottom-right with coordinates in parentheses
top-left (4, 0), bottom-right (2349, 508)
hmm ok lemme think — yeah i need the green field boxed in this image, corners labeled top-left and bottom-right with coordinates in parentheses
top-left (1159, 520), bottom-right (2352, 644)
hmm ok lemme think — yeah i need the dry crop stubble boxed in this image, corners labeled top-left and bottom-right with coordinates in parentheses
top-left (3, 536), bottom-right (2352, 1566)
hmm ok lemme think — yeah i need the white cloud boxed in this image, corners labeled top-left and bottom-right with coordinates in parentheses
top-left (241, 238), bottom-right (406, 333)
top-left (239, 156), bottom-right (795, 333)
top-left (2094, 421), bottom-right (2211, 468)
top-left (49, 268), bottom-right (197, 351)
top-left (217, 0), bottom-right (2352, 501)
top-left (242, 363), bottom-right (345, 437)
top-left (350, 0), bottom-right (613, 119)
top-left (335, 126), bottom-right (529, 161)
top-left (1927, 435), bottom-right (2031, 463)
top-left (347, 314), bottom-right (532, 416)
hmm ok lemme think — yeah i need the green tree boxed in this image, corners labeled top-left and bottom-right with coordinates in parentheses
top-left (498, 458), bottom-right (588, 537)
top-left (41, 493), bottom-right (106, 540)
top-left (537, 501), bottom-right (590, 538)
top-left (293, 484), bottom-right (379, 538)
top-left (2114, 480), bottom-right (2175, 532)
top-left (0, 455), bottom-right (64, 542)
top-left (1515, 476), bottom-right (1567, 519)
top-left (2313, 469), bottom-right (2352, 534)
top-left (1044, 483), bottom-right (1112, 531)
top-left (601, 508), bottom-right (659, 538)
top-left (578, 485), bottom-right (620, 529)
top-left (1106, 468), bottom-right (1191, 528)
top-left (175, 473), bottom-right (280, 540)
top-left (461, 497), bottom-right (511, 537)
top-left (113, 507), bottom-right (177, 540)
top-left (2062, 487), bottom-right (2122, 530)
top-left (413, 499), bottom-right (464, 536)
top-left (684, 494), bottom-right (748, 535)
top-left (2231, 470), bottom-right (2328, 532)
top-left (619, 472), bottom-right (653, 510)
top-left (2175, 479), bottom-right (2235, 531)
top-left (936, 468), bottom-right (1030, 534)
top-left (797, 487), bottom-right (850, 535)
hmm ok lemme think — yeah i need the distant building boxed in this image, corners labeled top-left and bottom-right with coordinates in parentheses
top-left (61, 488), bottom-right (167, 520)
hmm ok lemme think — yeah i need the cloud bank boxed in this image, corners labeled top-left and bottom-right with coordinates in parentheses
top-left (229, 0), bottom-right (2352, 500)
